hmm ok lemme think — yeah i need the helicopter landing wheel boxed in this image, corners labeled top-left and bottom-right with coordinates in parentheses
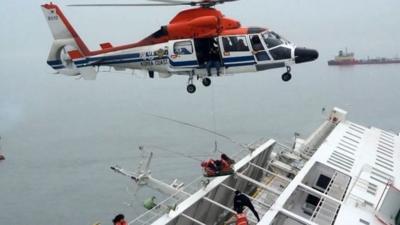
top-left (187, 84), bottom-right (196, 94)
top-left (282, 72), bottom-right (292, 82)
top-left (202, 77), bottom-right (211, 87)
top-left (282, 66), bottom-right (292, 82)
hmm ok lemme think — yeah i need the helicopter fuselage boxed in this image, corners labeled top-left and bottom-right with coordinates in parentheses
top-left (42, 3), bottom-right (318, 93)
top-left (58, 33), bottom-right (290, 76)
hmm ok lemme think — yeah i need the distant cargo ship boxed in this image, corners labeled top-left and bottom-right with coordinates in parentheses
top-left (328, 49), bottom-right (400, 66)
top-left (0, 136), bottom-right (4, 161)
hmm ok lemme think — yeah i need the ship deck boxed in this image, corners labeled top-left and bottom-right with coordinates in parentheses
top-left (128, 108), bottom-right (400, 225)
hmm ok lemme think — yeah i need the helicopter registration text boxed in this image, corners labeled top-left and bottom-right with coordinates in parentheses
top-left (140, 59), bottom-right (168, 67)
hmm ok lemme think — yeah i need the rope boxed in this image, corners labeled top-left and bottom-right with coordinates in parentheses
top-left (142, 144), bottom-right (203, 162)
top-left (211, 84), bottom-right (219, 154)
top-left (129, 73), bottom-right (250, 153)
top-left (146, 113), bottom-right (249, 150)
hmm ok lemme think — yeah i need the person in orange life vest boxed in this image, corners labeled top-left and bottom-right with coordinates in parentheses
top-left (221, 153), bottom-right (235, 165)
top-left (223, 207), bottom-right (249, 225)
top-left (215, 158), bottom-right (231, 173)
top-left (214, 153), bottom-right (235, 172)
top-left (235, 210), bottom-right (249, 225)
top-left (112, 214), bottom-right (127, 225)
top-left (201, 159), bottom-right (218, 176)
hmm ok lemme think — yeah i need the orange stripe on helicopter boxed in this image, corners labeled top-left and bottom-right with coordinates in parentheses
top-left (100, 42), bottom-right (113, 49)
top-left (67, 50), bottom-right (83, 60)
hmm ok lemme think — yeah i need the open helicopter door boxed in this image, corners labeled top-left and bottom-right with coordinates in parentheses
top-left (168, 39), bottom-right (199, 69)
top-left (219, 35), bottom-right (257, 73)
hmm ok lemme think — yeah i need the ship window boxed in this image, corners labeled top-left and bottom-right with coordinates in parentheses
top-left (305, 194), bottom-right (320, 206)
top-left (250, 35), bottom-right (264, 51)
top-left (174, 41), bottom-right (193, 55)
top-left (262, 32), bottom-right (283, 49)
top-left (315, 174), bottom-right (331, 191)
top-left (222, 36), bottom-right (249, 52)
top-left (303, 194), bottom-right (320, 215)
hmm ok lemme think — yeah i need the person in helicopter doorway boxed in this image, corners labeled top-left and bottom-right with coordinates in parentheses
top-left (206, 39), bottom-right (221, 77)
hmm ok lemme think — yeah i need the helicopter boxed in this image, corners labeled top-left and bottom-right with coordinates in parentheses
top-left (42, 0), bottom-right (318, 93)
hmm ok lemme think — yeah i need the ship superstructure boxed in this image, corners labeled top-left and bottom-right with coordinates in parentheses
top-left (119, 108), bottom-right (400, 225)
top-left (328, 49), bottom-right (400, 66)
top-left (328, 50), bottom-right (356, 65)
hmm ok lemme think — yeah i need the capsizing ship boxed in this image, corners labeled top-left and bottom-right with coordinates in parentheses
top-left (112, 107), bottom-right (400, 225)
top-left (328, 49), bottom-right (400, 66)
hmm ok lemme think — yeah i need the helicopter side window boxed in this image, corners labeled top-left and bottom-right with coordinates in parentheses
top-left (222, 36), bottom-right (249, 52)
top-left (250, 35), bottom-right (265, 51)
top-left (269, 47), bottom-right (291, 60)
top-left (174, 41), bottom-right (193, 55)
top-left (222, 37), bottom-right (233, 52)
top-left (262, 32), bottom-right (283, 49)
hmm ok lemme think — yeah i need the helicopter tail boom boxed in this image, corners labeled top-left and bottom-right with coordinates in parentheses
top-left (41, 3), bottom-right (90, 55)
top-left (42, 3), bottom-right (97, 80)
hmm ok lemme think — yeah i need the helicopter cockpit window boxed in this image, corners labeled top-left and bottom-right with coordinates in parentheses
top-left (174, 41), bottom-right (193, 55)
top-left (222, 36), bottom-right (249, 52)
top-left (262, 32), bottom-right (284, 49)
top-left (250, 35), bottom-right (265, 51)
top-left (269, 47), bottom-right (291, 60)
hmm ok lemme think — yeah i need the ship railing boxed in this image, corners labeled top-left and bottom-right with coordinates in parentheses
top-left (310, 172), bottom-right (340, 225)
top-left (230, 137), bottom-right (289, 163)
top-left (248, 162), bottom-right (292, 184)
top-left (219, 182), bottom-right (272, 210)
top-left (325, 172), bottom-right (349, 201)
top-left (346, 194), bottom-right (375, 212)
top-left (128, 176), bottom-right (204, 225)
top-left (226, 136), bottom-right (274, 164)
top-left (310, 197), bottom-right (340, 225)
top-left (343, 164), bottom-right (390, 211)
top-left (300, 121), bottom-right (336, 159)
top-left (247, 136), bottom-right (274, 151)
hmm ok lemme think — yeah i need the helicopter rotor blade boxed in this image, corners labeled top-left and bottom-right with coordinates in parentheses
top-left (68, 0), bottom-right (239, 7)
top-left (150, 0), bottom-right (239, 6)
top-left (68, 3), bottom-right (190, 7)
top-left (148, 0), bottom-right (196, 6)
top-left (150, 0), bottom-right (239, 3)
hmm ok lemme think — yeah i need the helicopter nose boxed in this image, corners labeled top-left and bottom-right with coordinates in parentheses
top-left (294, 47), bottom-right (319, 63)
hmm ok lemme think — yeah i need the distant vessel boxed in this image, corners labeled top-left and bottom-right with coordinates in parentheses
top-left (328, 49), bottom-right (400, 66)
top-left (0, 136), bottom-right (4, 161)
